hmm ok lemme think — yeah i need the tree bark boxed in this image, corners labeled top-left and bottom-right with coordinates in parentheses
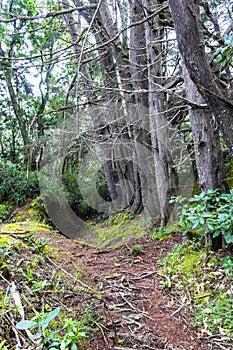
top-left (130, 0), bottom-right (157, 216)
top-left (183, 64), bottom-right (228, 250)
top-left (143, 0), bottom-right (177, 224)
top-left (169, 0), bottom-right (233, 158)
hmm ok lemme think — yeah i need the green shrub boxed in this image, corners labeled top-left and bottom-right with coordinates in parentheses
top-left (62, 168), bottom-right (109, 220)
top-left (0, 164), bottom-right (38, 206)
top-left (171, 189), bottom-right (233, 245)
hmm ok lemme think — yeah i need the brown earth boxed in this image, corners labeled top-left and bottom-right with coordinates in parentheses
top-left (34, 230), bottom-right (215, 350)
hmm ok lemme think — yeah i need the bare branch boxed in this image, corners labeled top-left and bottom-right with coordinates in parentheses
top-left (0, 5), bottom-right (97, 23)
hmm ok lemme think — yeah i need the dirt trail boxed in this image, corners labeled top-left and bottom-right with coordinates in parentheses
top-left (36, 230), bottom-right (210, 350)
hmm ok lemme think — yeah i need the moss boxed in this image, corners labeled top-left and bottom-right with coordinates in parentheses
top-left (0, 234), bottom-right (17, 247)
top-left (13, 212), bottom-right (29, 221)
top-left (158, 243), bottom-right (205, 292)
top-left (77, 214), bottom-right (150, 248)
top-left (0, 221), bottom-right (51, 233)
top-left (226, 159), bottom-right (233, 189)
top-left (0, 234), bottom-right (29, 251)
top-left (12, 198), bottom-right (48, 223)
top-left (27, 201), bottom-right (47, 221)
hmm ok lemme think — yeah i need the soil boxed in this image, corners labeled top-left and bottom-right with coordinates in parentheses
top-left (34, 230), bottom-right (213, 350)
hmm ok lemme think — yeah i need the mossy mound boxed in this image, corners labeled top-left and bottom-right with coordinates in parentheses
top-left (0, 234), bottom-right (18, 247)
top-left (0, 221), bottom-right (51, 234)
top-left (77, 213), bottom-right (152, 248)
top-left (13, 197), bottom-right (48, 222)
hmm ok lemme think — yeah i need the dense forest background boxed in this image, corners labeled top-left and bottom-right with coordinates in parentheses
top-left (0, 0), bottom-right (233, 250)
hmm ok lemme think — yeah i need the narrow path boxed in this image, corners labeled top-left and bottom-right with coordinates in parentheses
top-left (38, 231), bottom-right (210, 349)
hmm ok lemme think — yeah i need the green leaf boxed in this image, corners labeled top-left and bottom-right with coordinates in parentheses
top-left (44, 307), bottom-right (60, 325)
top-left (16, 320), bottom-right (35, 330)
top-left (78, 331), bottom-right (87, 337)
top-left (48, 342), bottom-right (61, 349)
top-left (61, 340), bottom-right (70, 350)
top-left (224, 231), bottom-right (233, 244)
top-left (213, 231), bottom-right (221, 238)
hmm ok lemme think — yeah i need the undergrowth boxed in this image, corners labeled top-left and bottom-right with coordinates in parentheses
top-left (158, 240), bottom-right (233, 341)
top-left (0, 234), bottom-right (100, 349)
top-left (0, 165), bottom-right (38, 206)
top-left (157, 188), bottom-right (233, 346)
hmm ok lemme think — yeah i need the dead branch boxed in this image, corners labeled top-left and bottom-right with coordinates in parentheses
top-left (0, 5), bottom-right (97, 23)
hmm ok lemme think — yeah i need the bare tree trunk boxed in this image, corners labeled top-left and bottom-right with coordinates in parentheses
top-left (92, 0), bottom-right (144, 213)
top-left (129, 0), bottom-right (158, 216)
top-left (183, 64), bottom-right (228, 250)
top-left (183, 66), bottom-right (228, 193)
top-left (1, 56), bottom-right (29, 164)
top-left (169, 0), bottom-right (233, 158)
top-left (143, 0), bottom-right (177, 225)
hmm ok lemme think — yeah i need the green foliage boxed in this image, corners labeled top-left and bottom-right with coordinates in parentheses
top-left (159, 239), bottom-right (233, 338)
top-left (0, 232), bottom-right (100, 348)
top-left (16, 308), bottom-right (98, 349)
top-left (196, 296), bottom-right (233, 335)
top-left (0, 244), bottom-right (16, 280)
top-left (158, 243), bottom-right (203, 289)
top-left (16, 307), bottom-right (61, 336)
top-left (22, 234), bottom-right (51, 254)
top-left (0, 205), bottom-right (7, 224)
top-left (220, 255), bottom-right (233, 275)
top-left (171, 189), bottom-right (233, 245)
top-left (214, 34), bottom-right (233, 67)
top-left (48, 310), bottom-right (98, 350)
top-left (0, 233), bottom-right (49, 279)
top-left (130, 244), bottom-right (145, 256)
top-left (152, 225), bottom-right (173, 241)
top-left (0, 164), bottom-right (38, 206)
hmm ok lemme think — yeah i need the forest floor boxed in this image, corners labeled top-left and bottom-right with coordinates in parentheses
top-left (32, 230), bottom-right (213, 350)
top-left (0, 202), bottom-right (230, 350)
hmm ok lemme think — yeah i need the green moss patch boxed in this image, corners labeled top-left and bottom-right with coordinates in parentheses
top-left (0, 234), bottom-right (18, 247)
top-left (0, 221), bottom-right (51, 233)
top-left (13, 197), bottom-right (48, 223)
top-left (77, 213), bottom-right (152, 248)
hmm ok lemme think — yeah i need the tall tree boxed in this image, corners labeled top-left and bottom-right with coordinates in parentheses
top-left (169, 0), bottom-right (233, 158)
top-left (169, 0), bottom-right (232, 249)
top-left (142, 0), bottom-right (177, 224)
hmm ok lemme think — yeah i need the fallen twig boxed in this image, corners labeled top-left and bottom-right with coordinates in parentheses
top-left (131, 271), bottom-right (157, 280)
top-left (0, 231), bottom-right (30, 235)
top-left (169, 297), bottom-right (186, 318)
top-left (46, 256), bottom-right (100, 297)
top-left (93, 320), bottom-right (109, 345)
top-left (119, 292), bottom-right (152, 319)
